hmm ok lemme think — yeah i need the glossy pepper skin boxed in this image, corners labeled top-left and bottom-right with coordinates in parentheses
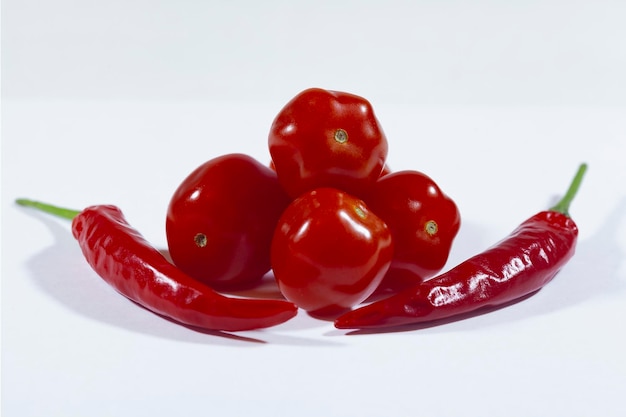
top-left (17, 200), bottom-right (298, 331)
top-left (72, 205), bottom-right (297, 331)
top-left (364, 170), bottom-right (461, 293)
top-left (268, 88), bottom-right (388, 199)
top-left (335, 164), bottom-right (586, 330)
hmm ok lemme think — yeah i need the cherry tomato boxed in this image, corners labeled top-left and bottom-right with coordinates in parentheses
top-left (365, 170), bottom-right (461, 293)
top-left (166, 153), bottom-right (291, 289)
top-left (268, 88), bottom-right (388, 199)
top-left (271, 187), bottom-right (393, 316)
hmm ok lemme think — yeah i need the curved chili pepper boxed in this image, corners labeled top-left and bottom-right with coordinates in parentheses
top-left (16, 200), bottom-right (298, 331)
top-left (335, 164), bottom-right (587, 330)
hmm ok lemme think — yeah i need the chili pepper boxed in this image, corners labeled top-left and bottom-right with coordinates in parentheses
top-left (335, 164), bottom-right (587, 330)
top-left (16, 199), bottom-right (298, 332)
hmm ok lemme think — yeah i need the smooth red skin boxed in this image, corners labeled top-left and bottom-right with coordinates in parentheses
top-left (271, 188), bottom-right (394, 316)
top-left (166, 153), bottom-right (291, 289)
top-left (72, 205), bottom-right (298, 331)
top-left (364, 170), bottom-right (461, 293)
top-left (335, 211), bottom-right (578, 329)
top-left (268, 88), bottom-right (388, 199)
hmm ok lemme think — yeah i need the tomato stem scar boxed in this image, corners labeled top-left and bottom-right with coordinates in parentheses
top-left (334, 129), bottom-right (348, 144)
top-left (194, 233), bottom-right (208, 248)
top-left (425, 220), bottom-right (438, 236)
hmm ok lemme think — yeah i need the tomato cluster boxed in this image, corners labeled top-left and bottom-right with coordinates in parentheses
top-left (166, 88), bottom-right (460, 317)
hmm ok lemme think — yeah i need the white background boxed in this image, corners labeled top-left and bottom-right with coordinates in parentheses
top-left (2, 1), bottom-right (626, 416)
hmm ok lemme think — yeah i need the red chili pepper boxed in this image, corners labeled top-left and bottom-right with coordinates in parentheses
top-left (335, 164), bottom-right (587, 330)
top-left (16, 200), bottom-right (298, 332)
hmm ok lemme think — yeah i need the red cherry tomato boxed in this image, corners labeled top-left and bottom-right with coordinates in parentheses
top-left (365, 170), bottom-right (461, 293)
top-left (166, 153), bottom-right (291, 289)
top-left (268, 88), bottom-right (388, 199)
top-left (271, 188), bottom-right (394, 316)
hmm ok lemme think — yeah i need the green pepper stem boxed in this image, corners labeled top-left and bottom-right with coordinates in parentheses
top-left (15, 198), bottom-right (82, 220)
top-left (549, 163), bottom-right (588, 216)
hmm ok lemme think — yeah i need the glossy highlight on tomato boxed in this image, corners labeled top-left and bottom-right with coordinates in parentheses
top-left (268, 88), bottom-right (388, 199)
top-left (271, 187), bottom-right (394, 316)
top-left (166, 153), bottom-right (291, 289)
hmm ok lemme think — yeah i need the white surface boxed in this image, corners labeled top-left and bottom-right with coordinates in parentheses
top-left (2, 1), bottom-right (626, 416)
